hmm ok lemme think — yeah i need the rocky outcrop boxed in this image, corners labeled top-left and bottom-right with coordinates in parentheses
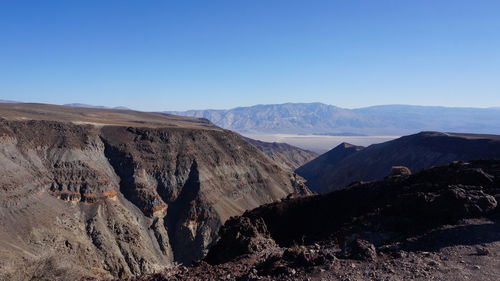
top-left (296, 131), bottom-right (500, 192)
top-left (389, 166), bottom-right (412, 176)
top-left (242, 137), bottom-right (318, 170)
top-left (207, 160), bottom-right (499, 263)
top-left (0, 103), bottom-right (309, 280)
top-left (204, 216), bottom-right (277, 265)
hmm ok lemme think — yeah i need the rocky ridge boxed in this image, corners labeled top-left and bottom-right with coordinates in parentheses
top-left (113, 160), bottom-right (500, 281)
top-left (296, 131), bottom-right (500, 192)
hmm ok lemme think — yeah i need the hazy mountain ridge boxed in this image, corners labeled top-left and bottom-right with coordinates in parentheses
top-left (64, 103), bottom-right (130, 110)
top-left (0, 101), bottom-right (130, 110)
top-left (166, 103), bottom-right (500, 135)
top-left (0, 99), bottom-right (18, 103)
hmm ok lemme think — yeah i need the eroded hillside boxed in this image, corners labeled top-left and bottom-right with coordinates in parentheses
top-left (0, 103), bottom-right (309, 280)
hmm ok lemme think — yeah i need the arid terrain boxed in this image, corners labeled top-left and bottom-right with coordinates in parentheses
top-left (0, 103), bottom-right (309, 280)
top-left (1, 103), bottom-right (500, 281)
top-left (91, 160), bottom-right (500, 281)
top-left (3, 1), bottom-right (500, 280)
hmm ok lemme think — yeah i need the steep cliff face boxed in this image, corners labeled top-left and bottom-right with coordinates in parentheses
top-left (0, 103), bottom-right (308, 280)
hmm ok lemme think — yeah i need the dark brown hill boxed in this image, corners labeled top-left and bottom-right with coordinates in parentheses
top-left (296, 131), bottom-right (500, 192)
top-left (295, 142), bottom-right (364, 190)
top-left (0, 103), bottom-right (309, 280)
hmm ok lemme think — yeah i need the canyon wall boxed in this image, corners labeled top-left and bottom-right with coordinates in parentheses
top-left (0, 104), bottom-right (308, 280)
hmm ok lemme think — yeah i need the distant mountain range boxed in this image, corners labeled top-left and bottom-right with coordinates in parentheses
top-left (0, 100), bottom-right (130, 110)
top-left (0, 99), bottom-right (18, 103)
top-left (64, 103), bottom-right (130, 110)
top-left (296, 131), bottom-right (500, 192)
top-left (166, 103), bottom-right (500, 135)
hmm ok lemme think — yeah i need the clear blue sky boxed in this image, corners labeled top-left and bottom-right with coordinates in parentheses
top-left (1, 0), bottom-right (499, 111)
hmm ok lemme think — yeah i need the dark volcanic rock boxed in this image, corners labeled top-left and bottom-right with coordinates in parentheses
top-left (282, 246), bottom-right (326, 267)
top-left (97, 160), bottom-right (500, 281)
top-left (342, 239), bottom-right (377, 261)
top-left (207, 160), bottom-right (500, 263)
top-left (205, 217), bottom-right (277, 264)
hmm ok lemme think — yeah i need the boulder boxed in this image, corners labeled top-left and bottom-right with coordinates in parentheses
top-left (342, 239), bottom-right (377, 261)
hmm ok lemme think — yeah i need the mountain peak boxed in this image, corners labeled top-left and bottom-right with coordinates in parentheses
top-left (337, 142), bottom-right (359, 149)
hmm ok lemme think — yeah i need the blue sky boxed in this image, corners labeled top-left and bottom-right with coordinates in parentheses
top-left (1, 0), bottom-right (499, 111)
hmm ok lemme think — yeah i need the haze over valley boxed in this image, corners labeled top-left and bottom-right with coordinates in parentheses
top-left (242, 133), bottom-right (397, 154)
top-left (167, 102), bottom-right (500, 152)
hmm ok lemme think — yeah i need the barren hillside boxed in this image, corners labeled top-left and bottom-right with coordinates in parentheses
top-left (0, 103), bottom-right (309, 280)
